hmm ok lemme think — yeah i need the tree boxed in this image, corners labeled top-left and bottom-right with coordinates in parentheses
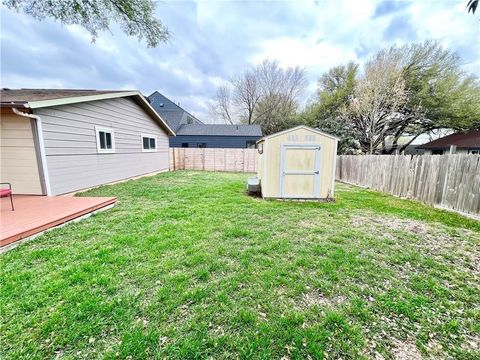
top-left (212, 85), bottom-right (234, 124)
top-left (231, 70), bottom-right (260, 125)
top-left (305, 41), bottom-right (480, 155)
top-left (3, 0), bottom-right (169, 47)
top-left (346, 49), bottom-right (408, 154)
top-left (301, 62), bottom-right (359, 154)
top-left (389, 41), bottom-right (480, 152)
top-left (211, 59), bottom-right (307, 134)
top-left (467, 0), bottom-right (478, 14)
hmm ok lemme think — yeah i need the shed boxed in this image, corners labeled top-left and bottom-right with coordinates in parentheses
top-left (256, 126), bottom-right (338, 199)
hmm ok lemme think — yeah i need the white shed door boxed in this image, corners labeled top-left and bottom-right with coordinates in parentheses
top-left (279, 145), bottom-right (321, 198)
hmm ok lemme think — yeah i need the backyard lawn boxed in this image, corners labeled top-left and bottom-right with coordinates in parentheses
top-left (1, 171), bottom-right (479, 359)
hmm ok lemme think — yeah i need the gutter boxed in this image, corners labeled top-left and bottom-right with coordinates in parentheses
top-left (12, 107), bottom-right (52, 195)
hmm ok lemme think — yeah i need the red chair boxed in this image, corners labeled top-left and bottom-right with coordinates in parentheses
top-left (0, 183), bottom-right (14, 211)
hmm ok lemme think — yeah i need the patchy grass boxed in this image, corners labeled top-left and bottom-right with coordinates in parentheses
top-left (1, 171), bottom-right (479, 359)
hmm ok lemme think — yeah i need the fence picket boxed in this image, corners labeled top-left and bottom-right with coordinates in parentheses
top-left (336, 154), bottom-right (479, 217)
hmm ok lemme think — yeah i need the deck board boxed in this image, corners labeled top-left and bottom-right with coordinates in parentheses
top-left (1, 195), bottom-right (116, 247)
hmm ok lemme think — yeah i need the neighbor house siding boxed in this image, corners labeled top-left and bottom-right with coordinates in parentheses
top-left (0, 109), bottom-right (43, 194)
top-left (170, 135), bottom-right (260, 148)
top-left (35, 97), bottom-right (169, 195)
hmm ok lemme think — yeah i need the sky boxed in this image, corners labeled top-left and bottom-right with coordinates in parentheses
top-left (1, 0), bottom-right (479, 123)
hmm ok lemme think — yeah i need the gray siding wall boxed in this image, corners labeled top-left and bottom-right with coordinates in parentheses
top-left (36, 97), bottom-right (170, 195)
top-left (170, 135), bottom-right (261, 148)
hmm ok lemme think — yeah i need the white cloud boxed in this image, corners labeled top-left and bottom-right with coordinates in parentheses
top-left (1, 0), bottom-right (478, 122)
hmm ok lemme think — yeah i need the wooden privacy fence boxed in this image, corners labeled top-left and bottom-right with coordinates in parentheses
top-left (336, 154), bottom-right (480, 217)
top-left (170, 148), bottom-right (258, 173)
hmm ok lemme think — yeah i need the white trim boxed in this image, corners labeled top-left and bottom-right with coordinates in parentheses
top-left (262, 141), bottom-right (268, 198)
top-left (141, 133), bottom-right (158, 152)
top-left (257, 125), bottom-right (339, 143)
top-left (331, 139), bottom-right (338, 197)
top-left (134, 94), bottom-right (176, 136)
top-left (95, 126), bottom-right (115, 154)
top-left (28, 91), bottom-right (139, 109)
top-left (12, 108), bottom-right (52, 195)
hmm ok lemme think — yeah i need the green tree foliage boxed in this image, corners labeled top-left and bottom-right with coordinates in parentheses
top-left (391, 41), bottom-right (480, 152)
top-left (3, 0), bottom-right (169, 47)
top-left (304, 41), bottom-right (480, 154)
top-left (301, 62), bottom-right (360, 154)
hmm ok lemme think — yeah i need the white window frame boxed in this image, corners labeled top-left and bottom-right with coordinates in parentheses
top-left (141, 133), bottom-right (158, 152)
top-left (95, 126), bottom-right (115, 154)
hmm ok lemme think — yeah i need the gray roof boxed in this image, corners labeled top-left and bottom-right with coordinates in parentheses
top-left (157, 111), bottom-right (185, 133)
top-left (176, 124), bottom-right (263, 137)
top-left (148, 91), bottom-right (203, 132)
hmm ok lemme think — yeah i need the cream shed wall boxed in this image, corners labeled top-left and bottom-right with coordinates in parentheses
top-left (258, 127), bottom-right (337, 199)
top-left (35, 97), bottom-right (170, 195)
top-left (0, 109), bottom-right (44, 194)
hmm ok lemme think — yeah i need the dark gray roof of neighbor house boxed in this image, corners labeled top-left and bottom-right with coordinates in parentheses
top-left (148, 91), bottom-right (203, 132)
top-left (176, 124), bottom-right (263, 137)
top-left (157, 111), bottom-right (185, 133)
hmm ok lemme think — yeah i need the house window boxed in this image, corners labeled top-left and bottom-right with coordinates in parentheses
top-left (141, 134), bottom-right (157, 152)
top-left (181, 143), bottom-right (189, 148)
top-left (246, 140), bottom-right (257, 149)
top-left (95, 126), bottom-right (115, 153)
top-left (432, 149), bottom-right (444, 155)
top-left (197, 143), bottom-right (207, 148)
top-left (468, 149), bottom-right (479, 154)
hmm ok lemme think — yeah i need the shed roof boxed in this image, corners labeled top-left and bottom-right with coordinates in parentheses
top-left (176, 124), bottom-right (263, 137)
top-left (416, 130), bottom-right (480, 149)
top-left (257, 125), bottom-right (339, 143)
top-left (0, 88), bottom-right (175, 135)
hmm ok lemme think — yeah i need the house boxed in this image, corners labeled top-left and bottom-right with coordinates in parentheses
top-left (148, 91), bottom-right (203, 132)
top-left (148, 91), bottom-right (263, 148)
top-left (1, 88), bottom-right (174, 196)
top-left (415, 130), bottom-right (480, 155)
top-left (170, 124), bottom-right (263, 148)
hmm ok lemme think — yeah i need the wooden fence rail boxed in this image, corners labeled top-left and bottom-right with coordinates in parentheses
top-left (336, 154), bottom-right (480, 217)
top-left (170, 148), bottom-right (258, 173)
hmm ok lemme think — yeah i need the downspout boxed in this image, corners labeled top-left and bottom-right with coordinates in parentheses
top-left (12, 107), bottom-right (52, 195)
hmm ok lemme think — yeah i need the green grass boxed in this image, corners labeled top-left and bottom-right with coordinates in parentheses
top-left (1, 171), bottom-right (479, 359)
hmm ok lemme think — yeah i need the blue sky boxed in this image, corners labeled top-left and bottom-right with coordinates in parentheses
top-left (1, 0), bottom-right (479, 122)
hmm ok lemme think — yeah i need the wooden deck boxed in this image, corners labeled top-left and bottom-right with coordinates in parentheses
top-left (1, 195), bottom-right (116, 247)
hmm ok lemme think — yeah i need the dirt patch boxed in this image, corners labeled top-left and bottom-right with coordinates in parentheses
top-left (296, 289), bottom-right (346, 310)
top-left (391, 340), bottom-right (422, 360)
top-left (350, 215), bottom-right (431, 236)
top-left (350, 214), bottom-right (480, 275)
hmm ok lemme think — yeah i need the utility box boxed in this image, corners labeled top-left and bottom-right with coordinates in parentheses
top-left (256, 126), bottom-right (338, 200)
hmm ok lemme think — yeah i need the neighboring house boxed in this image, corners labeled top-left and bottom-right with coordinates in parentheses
top-left (416, 130), bottom-right (480, 155)
top-left (170, 124), bottom-right (263, 148)
top-left (148, 91), bottom-right (263, 148)
top-left (148, 91), bottom-right (203, 133)
top-left (1, 89), bottom-right (174, 196)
